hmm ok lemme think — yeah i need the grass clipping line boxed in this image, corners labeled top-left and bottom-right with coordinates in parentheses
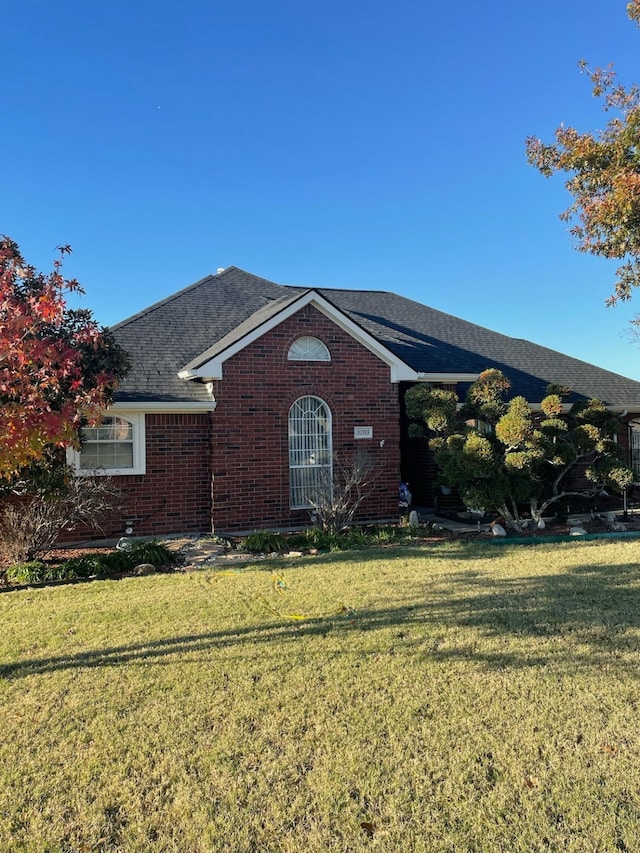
top-left (0, 539), bottom-right (639, 852)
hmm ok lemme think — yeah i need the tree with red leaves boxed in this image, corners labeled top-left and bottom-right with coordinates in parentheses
top-left (0, 237), bottom-right (129, 479)
top-left (526, 2), bottom-right (640, 307)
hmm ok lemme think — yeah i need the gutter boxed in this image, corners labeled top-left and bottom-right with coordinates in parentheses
top-left (416, 373), bottom-right (480, 383)
top-left (110, 401), bottom-right (217, 413)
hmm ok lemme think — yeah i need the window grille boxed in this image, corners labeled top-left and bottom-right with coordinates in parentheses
top-left (287, 336), bottom-right (331, 361)
top-left (289, 396), bottom-right (332, 508)
top-left (79, 416), bottom-right (134, 470)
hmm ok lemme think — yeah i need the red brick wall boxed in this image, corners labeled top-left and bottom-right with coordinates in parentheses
top-left (62, 305), bottom-right (402, 541)
top-left (61, 413), bottom-right (212, 542)
top-left (209, 304), bottom-right (401, 532)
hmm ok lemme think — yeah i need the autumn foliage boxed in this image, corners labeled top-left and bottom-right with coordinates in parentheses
top-left (526, 3), bottom-right (640, 305)
top-left (0, 237), bottom-right (127, 479)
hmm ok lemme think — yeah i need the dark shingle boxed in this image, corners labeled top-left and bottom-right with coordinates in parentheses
top-left (111, 267), bottom-right (640, 408)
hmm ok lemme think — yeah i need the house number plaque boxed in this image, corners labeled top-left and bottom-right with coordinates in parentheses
top-left (354, 426), bottom-right (373, 439)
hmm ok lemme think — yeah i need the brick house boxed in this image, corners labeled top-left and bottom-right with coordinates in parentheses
top-left (67, 267), bottom-right (640, 538)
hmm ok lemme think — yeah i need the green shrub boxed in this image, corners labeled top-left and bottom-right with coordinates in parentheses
top-left (59, 542), bottom-right (176, 578)
top-left (5, 541), bottom-right (177, 586)
top-left (5, 558), bottom-right (97, 584)
top-left (128, 541), bottom-right (176, 566)
top-left (343, 528), bottom-right (369, 550)
top-left (48, 556), bottom-right (101, 581)
top-left (5, 561), bottom-right (49, 584)
top-left (284, 527), bottom-right (332, 551)
top-left (243, 531), bottom-right (288, 554)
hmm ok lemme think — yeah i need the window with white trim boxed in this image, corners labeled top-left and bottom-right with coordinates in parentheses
top-left (630, 420), bottom-right (640, 480)
top-left (289, 396), bottom-right (332, 508)
top-left (287, 336), bottom-right (331, 361)
top-left (67, 414), bottom-right (146, 476)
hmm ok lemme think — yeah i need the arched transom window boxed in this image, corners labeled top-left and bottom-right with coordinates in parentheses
top-left (288, 396), bottom-right (333, 508)
top-left (287, 336), bottom-right (331, 362)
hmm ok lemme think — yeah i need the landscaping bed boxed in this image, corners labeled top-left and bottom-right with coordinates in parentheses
top-left (4, 513), bottom-right (640, 589)
top-left (0, 540), bottom-right (180, 588)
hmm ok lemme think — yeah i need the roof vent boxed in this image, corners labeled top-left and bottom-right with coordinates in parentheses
top-left (216, 267), bottom-right (225, 274)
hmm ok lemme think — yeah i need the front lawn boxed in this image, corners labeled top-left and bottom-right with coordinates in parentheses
top-left (1, 539), bottom-right (639, 852)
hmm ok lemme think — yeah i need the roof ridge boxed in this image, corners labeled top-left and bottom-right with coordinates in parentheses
top-left (282, 283), bottom-right (392, 296)
top-left (109, 266), bottom-right (285, 330)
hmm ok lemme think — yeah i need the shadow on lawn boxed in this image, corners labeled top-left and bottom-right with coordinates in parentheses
top-left (3, 559), bottom-right (640, 680)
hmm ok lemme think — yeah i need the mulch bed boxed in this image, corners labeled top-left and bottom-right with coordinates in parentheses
top-left (0, 545), bottom-right (114, 572)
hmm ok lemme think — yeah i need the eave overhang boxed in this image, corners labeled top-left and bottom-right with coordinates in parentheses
top-left (110, 400), bottom-right (217, 414)
top-left (416, 372), bottom-right (481, 383)
top-left (178, 289), bottom-right (419, 383)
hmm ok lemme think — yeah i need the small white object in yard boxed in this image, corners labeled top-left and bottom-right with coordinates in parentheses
top-left (569, 527), bottom-right (588, 536)
top-left (491, 523), bottom-right (507, 537)
top-left (116, 537), bottom-right (133, 551)
top-left (409, 510), bottom-right (419, 528)
top-left (537, 518), bottom-right (546, 530)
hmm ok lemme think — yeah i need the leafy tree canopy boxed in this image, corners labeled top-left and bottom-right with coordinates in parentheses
top-left (0, 237), bottom-right (129, 480)
top-left (405, 370), bottom-right (634, 531)
top-left (526, 2), bottom-right (640, 306)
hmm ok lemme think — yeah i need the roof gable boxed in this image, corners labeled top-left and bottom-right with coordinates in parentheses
top-left (179, 288), bottom-right (419, 383)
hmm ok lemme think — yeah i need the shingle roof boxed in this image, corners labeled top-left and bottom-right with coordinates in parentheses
top-left (111, 268), bottom-right (292, 403)
top-left (111, 266), bottom-right (640, 408)
top-left (180, 290), bottom-right (307, 373)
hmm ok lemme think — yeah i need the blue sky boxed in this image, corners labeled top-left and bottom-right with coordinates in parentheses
top-left (3, 0), bottom-right (640, 379)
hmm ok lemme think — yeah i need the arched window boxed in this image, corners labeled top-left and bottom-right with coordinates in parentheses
top-left (288, 396), bottom-right (332, 508)
top-left (287, 336), bottom-right (331, 362)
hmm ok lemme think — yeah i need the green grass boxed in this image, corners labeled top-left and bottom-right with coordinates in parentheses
top-left (1, 539), bottom-right (640, 852)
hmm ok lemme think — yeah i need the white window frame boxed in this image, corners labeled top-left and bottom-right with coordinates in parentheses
top-left (287, 336), bottom-right (331, 362)
top-left (629, 420), bottom-right (640, 480)
top-left (288, 396), bottom-right (333, 509)
top-left (67, 413), bottom-right (146, 476)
